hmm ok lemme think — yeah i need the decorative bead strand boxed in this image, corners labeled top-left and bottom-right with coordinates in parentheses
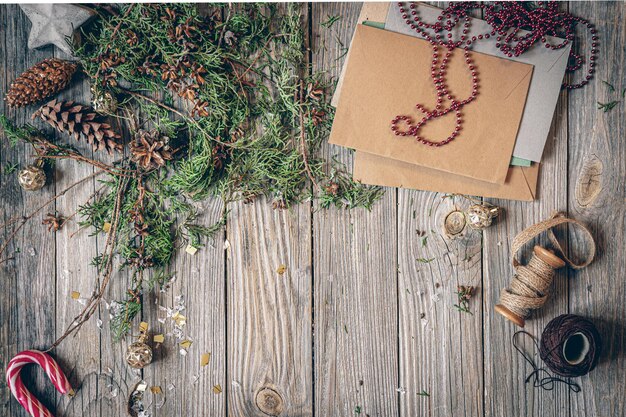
top-left (391, 2), bottom-right (598, 146)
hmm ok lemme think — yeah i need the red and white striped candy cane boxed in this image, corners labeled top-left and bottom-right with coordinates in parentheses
top-left (6, 350), bottom-right (73, 417)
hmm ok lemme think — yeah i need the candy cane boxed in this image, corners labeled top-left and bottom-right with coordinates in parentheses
top-left (6, 350), bottom-right (73, 417)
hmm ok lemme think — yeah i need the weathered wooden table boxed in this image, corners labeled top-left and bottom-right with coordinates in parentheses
top-left (1, 3), bottom-right (624, 417)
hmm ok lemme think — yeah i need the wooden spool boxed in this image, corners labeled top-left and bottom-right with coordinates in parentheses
top-left (494, 246), bottom-right (566, 327)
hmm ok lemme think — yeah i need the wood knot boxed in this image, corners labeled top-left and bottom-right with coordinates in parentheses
top-left (443, 209), bottom-right (466, 239)
top-left (575, 155), bottom-right (603, 207)
top-left (255, 387), bottom-right (284, 416)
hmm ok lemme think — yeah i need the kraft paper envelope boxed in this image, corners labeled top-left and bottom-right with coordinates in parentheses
top-left (331, 2), bottom-right (390, 108)
top-left (384, 3), bottom-right (570, 162)
top-left (354, 151), bottom-right (540, 201)
top-left (329, 24), bottom-right (533, 184)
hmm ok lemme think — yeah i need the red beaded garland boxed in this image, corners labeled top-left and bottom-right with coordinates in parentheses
top-left (391, 1), bottom-right (598, 146)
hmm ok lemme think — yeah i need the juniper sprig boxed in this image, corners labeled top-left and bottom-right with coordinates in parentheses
top-left (2, 4), bottom-right (383, 340)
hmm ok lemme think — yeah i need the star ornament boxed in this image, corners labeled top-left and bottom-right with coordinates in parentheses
top-left (20, 4), bottom-right (94, 56)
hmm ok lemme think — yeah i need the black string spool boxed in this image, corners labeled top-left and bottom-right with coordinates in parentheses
top-left (539, 314), bottom-right (602, 377)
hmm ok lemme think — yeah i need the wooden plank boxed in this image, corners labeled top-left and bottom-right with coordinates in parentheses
top-left (143, 199), bottom-right (226, 416)
top-left (51, 42), bottom-right (105, 417)
top-left (0, 6), bottom-right (58, 417)
top-left (483, 68), bottom-right (570, 417)
top-left (227, 200), bottom-right (313, 416)
top-left (394, 2), bottom-right (484, 415)
top-left (311, 3), bottom-right (399, 416)
top-left (227, 4), bottom-right (313, 416)
top-left (568, 2), bottom-right (626, 416)
top-left (397, 193), bottom-right (483, 417)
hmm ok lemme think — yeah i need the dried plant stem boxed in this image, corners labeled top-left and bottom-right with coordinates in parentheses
top-left (122, 88), bottom-right (187, 119)
top-left (298, 82), bottom-right (320, 192)
top-left (29, 136), bottom-right (133, 177)
top-left (66, 184), bottom-right (108, 239)
top-left (45, 175), bottom-right (130, 352)
top-left (0, 170), bottom-right (105, 264)
top-left (122, 88), bottom-right (250, 149)
top-left (236, 34), bottom-right (284, 82)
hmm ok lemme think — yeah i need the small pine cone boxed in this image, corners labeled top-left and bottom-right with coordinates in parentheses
top-left (130, 129), bottom-right (175, 170)
top-left (5, 59), bottom-right (77, 108)
top-left (32, 99), bottom-right (123, 155)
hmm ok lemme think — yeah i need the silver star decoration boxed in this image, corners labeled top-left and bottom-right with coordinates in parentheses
top-left (20, 4), bottom-right (94, 56)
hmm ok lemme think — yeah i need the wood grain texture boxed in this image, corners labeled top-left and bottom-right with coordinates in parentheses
top-left (483, 67), bottom-right (570, 417)
top-left (312, 3), bottom-right (399, 417)
top-left (1, 3), bottom-right (625, 417)
top-left (397, 3), bottom-right (484, 416)
top-left (143, 199), bottom-right (227, 417)
top-left (227, 5), bottom-right (313, 416)
top-left (568, 2), bottom-right (626, 417)
top-left (0, 5), bottom-right (58, 417)
top-left (397, 192), bottom-right (483, 417)
top-left (52, 44), bottom-right (104, 417)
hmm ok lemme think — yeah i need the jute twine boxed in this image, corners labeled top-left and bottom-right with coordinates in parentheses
top-left (498, 212), bottom-right (596, 324)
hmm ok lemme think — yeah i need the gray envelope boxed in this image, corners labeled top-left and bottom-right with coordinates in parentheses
top-left (385, 3), bottom-right (571, 162)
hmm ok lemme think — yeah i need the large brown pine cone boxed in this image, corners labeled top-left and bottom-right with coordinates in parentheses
top-left (32, 99), bottom-right (123, 155)
top-left (5, 59), bottom-right (77, 108)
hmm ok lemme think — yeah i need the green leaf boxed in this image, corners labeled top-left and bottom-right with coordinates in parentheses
top-left (416, 258), bottom-right (435, 264)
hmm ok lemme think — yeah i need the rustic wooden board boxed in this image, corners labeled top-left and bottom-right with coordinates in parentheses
top-left (396, 3), bottom-right (485, 416)
top-left (0, 5), bottom-right (58, 416)
top-left (568, 2), bottom-right (626, 417)
top-left (52, 45), bottom-right (104, 417)
top-left (227, 4), bottom-right (313, 416)
top-left (1, 3), bottom-right (625, 417)
top-left (311, 3), bottom-right (399, 417)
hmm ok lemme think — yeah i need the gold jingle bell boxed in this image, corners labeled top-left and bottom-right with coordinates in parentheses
top-left (466, 204), bottom-right (500, 230)
top-left (126, 335), bottom-right (153, 369)
top-left (17, 159), bottom-right (46, 191)
top-left (91, 85), bottom-right (118, 115)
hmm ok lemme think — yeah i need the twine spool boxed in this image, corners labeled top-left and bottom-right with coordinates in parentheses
top-left (495, 213), bottom-right (595, 327)
top-left (539, 314), bottom-right (601, 377)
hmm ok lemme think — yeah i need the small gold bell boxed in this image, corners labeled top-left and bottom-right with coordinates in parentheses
top-left (17, 159), bottom-right (46, 191)
top-left (466, 204), bottom-right (500, 230)
top-left (91, 85), bottom-right (118, 115)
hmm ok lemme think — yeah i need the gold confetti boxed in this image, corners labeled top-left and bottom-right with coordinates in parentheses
top-left (276, 264), bottom-right (287, 275)
top-left (180, 339), bottom-right (193, 349)
top-left (185, 244), bottom-right (198, 255)
top-left (102, 222), bottom-right (111, 233)
top-left (201, 353), bottom-right (211, 367)
top-left (71, 291), bottom-right (80, 300)
top-left (139, 322), bottom-right (148, 333)
top-left (212, 384), bottom-right (222, 394)
top-left (150, 386), bottom-right (163, 394)
top-left (172, 312), bottom-right (186, 326)
top-left (153, 334), bottom-right (165, 343)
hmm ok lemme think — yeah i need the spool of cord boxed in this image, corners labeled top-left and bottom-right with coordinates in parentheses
top-left (495, 212), bottom-right (596, 327)
top-left (540, 314), bottom-right (602, 377)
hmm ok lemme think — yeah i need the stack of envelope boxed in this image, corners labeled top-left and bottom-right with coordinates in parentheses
top-left (330, 3), bottom-right (571, 201)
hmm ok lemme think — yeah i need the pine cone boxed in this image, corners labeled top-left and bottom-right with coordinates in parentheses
top-left (32, 100), bottom-right (123, 155)
top-left (5, 59), bottom-right (77, 108)
top-left (130, 130), bottom-right (175, 170)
